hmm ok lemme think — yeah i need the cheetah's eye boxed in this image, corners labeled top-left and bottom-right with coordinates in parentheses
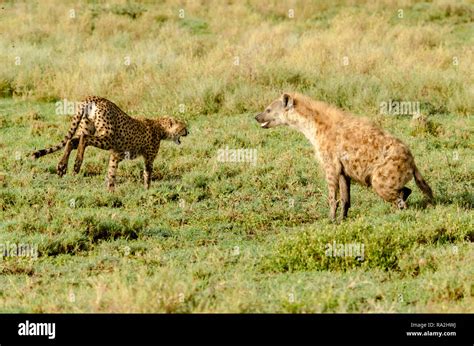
top-left (266, 109), bottom-right (270, 113)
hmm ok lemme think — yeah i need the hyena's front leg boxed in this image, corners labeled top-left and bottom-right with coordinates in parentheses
top-left (57, 137), bottom-right (79, 177)
top-left (106, 152), bottom-right (123, 192)
top-left (326, 169), bottom-right (340, 222)
top-left (339, 174), bottom-right (351, 219)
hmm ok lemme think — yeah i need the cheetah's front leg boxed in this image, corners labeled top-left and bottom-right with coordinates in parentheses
top-left (143, 157), bottom-right (154, 189)
top-left (107, 152), bottom-right (123, 192)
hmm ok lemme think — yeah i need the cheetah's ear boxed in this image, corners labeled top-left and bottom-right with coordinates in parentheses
top-left (162, 117), bottom-right (173, 128)
top-left (282, 93), bottom-right (294, 110)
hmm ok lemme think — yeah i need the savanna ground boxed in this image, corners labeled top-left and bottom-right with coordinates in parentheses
top-left (0, 0), bottom-right (473, 312)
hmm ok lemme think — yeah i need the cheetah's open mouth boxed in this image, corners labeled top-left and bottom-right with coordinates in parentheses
top-left (174, 129), bottom-right (189, 145)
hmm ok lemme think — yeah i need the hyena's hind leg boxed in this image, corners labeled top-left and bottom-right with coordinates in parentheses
top-left (396, 187), bottom-right (412, 210)
top-left (73, 134), bottom-right (112, 174)
top-left (372, 161), bottom-right (413, 210)
top-left (57, 137), bottom-right (80, 177)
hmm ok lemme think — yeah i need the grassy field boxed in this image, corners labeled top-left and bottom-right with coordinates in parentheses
top-left (0, 0), bottom-right (473, 312)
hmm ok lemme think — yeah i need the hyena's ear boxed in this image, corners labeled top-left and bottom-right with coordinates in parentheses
top-left (282, 93), bottom-right (294, 110)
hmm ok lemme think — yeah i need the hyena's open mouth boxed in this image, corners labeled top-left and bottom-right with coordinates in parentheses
top-left (255, 114), bottom-right (273, 129)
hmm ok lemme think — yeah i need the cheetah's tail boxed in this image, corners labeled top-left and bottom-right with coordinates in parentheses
top-left (29, 103), bottom-right (88, 160)
top-left (30, 142), bottom-right (66, 159)
top-left (413, 165), bottom-right (434, 202)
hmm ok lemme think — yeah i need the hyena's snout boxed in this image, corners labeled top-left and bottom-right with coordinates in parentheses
top-left (255, 113), bottom-right (272, 129)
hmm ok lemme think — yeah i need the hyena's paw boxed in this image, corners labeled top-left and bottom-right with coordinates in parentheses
top-left (396, 198), bottom-right (407, 210)
top-left (57, 163), bottom-right (67, 177)
top-left (328, 212), bottom-right (338, 223)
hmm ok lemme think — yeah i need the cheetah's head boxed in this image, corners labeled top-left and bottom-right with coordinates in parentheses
top-left (255, 93), bottom-right (294, 129)
top-left (160, 117), bottom-right (188, 145)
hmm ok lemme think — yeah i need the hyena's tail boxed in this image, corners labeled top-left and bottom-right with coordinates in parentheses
top-left (413, 165), bottom-right (434, 202)
top-left (30, 102), bottom-right (88, 159)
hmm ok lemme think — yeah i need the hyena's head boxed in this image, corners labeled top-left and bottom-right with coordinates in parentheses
top-left (255, 93), bottom-right (295, 129)
top-left (159, 117), bottom-right (188, 145)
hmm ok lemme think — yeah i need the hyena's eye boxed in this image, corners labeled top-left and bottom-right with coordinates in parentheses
top-left (266, 109), bottom-right (270, 113)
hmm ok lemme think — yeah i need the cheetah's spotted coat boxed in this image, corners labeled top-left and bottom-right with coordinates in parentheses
top-left (31, 96), bottom-right (188, 191)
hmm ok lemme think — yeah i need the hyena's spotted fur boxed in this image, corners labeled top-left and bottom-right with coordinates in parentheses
top-left (30, 96), bottom-right (188, 191)
top-left (256, 93), bottom-right (433, 221)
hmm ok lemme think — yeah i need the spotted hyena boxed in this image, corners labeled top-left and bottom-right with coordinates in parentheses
top-left (255, 93), bottom-right (434, 221)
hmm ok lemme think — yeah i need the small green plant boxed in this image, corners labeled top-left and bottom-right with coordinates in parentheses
top-left (179, 18), bottom-right (209, 35)
top-left (111, 2), bottom-right (146, 19)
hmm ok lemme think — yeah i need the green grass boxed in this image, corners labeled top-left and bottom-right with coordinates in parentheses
top-left (0, 97), bottom-right (472, 312)
top-left (0, 0), bottom-right (472, 312)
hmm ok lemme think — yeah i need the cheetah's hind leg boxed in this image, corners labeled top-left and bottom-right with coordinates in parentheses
top-left (73, 135), bottom-right (111, 174)
top-left (57, 138), bottom-right (79, 177)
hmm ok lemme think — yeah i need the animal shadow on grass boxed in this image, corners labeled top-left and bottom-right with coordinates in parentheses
top-left (82, 162), bottom-right (177, 183)
top-left (410, 191), bottom-right (473, 210)
top-left (82, 162), bottom-right (104, 177)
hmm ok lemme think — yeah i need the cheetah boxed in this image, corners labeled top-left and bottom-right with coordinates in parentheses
top-left (30, 96), bottom-right (188, 191)
top-left (255, 93), bottom-right (433, 221)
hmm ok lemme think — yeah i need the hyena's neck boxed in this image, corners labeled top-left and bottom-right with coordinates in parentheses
top-left (298, 121), bottom-right (321, 150)
top-left (286, 111), bottom-right (325, 149)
